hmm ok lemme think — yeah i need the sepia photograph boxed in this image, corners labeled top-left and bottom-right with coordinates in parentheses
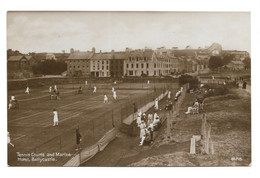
top-left (6, 11), bottom-right (251, 167)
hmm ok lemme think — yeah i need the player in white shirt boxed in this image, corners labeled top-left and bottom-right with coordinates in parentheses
top-left (93, 86), bottom-right (97, 93)
top-left (113, 91), bottom-right (117, 101)
top-left (49, 86), bottom-right (52, 93)
top-left (154, 99), bottom-right (159, 110)
top-left (104, 94), bottom-right (108, 103)
top-left (147, 80), bottom-right (150, 85)
top-left (53, 109), bottom-right (59, 126)
top-left (7, 132), bottom-right (14, 147)
top-left (25, 86), bottom-right (30, 94)
top-left (112, 87), bottom-right (115, 93)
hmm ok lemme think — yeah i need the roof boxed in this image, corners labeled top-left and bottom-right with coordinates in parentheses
top-left (113, 52), bottom-right (126, 59)
top-left (24, 56), bottom-right (33, 60)
top-left (91, 53), bottom-right (113, 60)
top-left (67, 52), bottom-right (93, 60)
top-left (8, 56), bottom-right (27, 62)
top-left (171, 49), bottom-right (197, 57)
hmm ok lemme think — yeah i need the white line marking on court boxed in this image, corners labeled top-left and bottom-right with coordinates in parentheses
top-left (12, 135), bottom-right (26, 142)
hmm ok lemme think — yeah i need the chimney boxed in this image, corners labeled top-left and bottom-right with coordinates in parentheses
top-left (92, 47), bottom-right (96, 53)
top-left (70, 48), bottom-right (74, 53)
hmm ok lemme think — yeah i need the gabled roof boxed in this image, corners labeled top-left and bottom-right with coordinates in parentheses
top-left (67, 52), bottom-right (93, 60)
top-left (8, 55), bottom-right (27, 62)
top-left (24, 56), bottom-right (33, 60)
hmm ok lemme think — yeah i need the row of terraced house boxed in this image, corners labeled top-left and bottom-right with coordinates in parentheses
top-left (65, 43), bottom-right (223, 78)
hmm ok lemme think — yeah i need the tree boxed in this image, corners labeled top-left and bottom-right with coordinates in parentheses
top-left (243, 57), bottom-right (251, 70)
top-left (179, 74), bottom-right (199, 89)
top-left (208, 56), bottom-right (223, 71)
top-left (222, 54), bottom-right (234, 65)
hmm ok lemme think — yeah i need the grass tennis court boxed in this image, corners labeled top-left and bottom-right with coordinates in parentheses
top-left (8, 82), bottom-right (178, 166)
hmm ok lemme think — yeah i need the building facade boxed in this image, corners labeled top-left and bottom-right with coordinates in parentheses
top-left (8, 56), bottom-right (30, 71)
top-left (66, 51), bottom-right (94, 77)
top-left (90, 52), bottom-right (111, 77)
top-left (110, 51), bottom-right (125, 78)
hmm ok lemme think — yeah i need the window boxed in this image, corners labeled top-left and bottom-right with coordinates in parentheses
top-left (107, 60), bottom-right (109, 64)
top-left (102, 61), bottom-right (104, 64)
top-left (129, 71), bottom-right (133, 75)
top-left (127, 64), bottom-right (129, 68)
top-left (136, 57), bottom-right (139, 61)
top-left (107, 66), bottom-right (108, 70)
top-left (147, 63), bottom-right (149, 68)
top-left (102, 66), bottom-right (104, 70)
top-left (154, 63), bottom-right (156, 68)
top-left (83, 66), bottom-right (85, 68)
top-left (154, 70), bottom-right (156, 75)
top-left (131, 64), bottom-right (134, 68)
top-left (136, 64), bottom-right (138, 68)
top-left (78, 66), bottom-right (80, 68)
top-left (141, 63), bottom-right (144, 68)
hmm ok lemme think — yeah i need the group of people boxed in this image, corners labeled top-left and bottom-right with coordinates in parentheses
top-left (136, 110), bottom-right (162, 146)
top-left (185, 87), bottom-right (206, 115)
top-left (8, 95), bottom-right (19, 109)
top-left (49, 85), bottom-right (60, 100)
top-left (103, 86), bottom-right (117, 103)
top-left (174, 87), bottom-right (183, 101)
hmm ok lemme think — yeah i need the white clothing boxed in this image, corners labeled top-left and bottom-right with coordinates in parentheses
top-left (104, 95), bottom-right (108, 103)
top-left (25, 87), bottom-right (29, 94)
top-left (11, 96), bottom-right (15, 101)
top-left (155, 100), bottom-right (159, 109)
top-left (147, 80), bottom-right (150, 84)
top-left (153, 117), bottom-right (160, 126)
top-left (112, 87), bottom-right (115, 93)
top-left (49, 86), bottom-right (52, 92)
top-left (168, 91), bottom-right (171, 99)
top-left (7, 135), bottom-right (11, 144)
top-left (53, 111), bottom-right (58, 122)
top-left (153, 113), bottom-right (158, 121)
top-left (54, 85), bottom-right (57, 90)
top-left (136, 116), bottom-right (142, 126)
top-left (85, 81), bottom-right (88, 85)
top-left (113, 91), bottom-right (117, 100)
top-left (139, 123), bottom-right (146, 138)
top-left (93, 86), bottom-right (97, 93)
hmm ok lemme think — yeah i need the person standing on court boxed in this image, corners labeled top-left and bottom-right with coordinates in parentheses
top-left (93, 86), bottom-right (97, 93)
top-left (25, 86), bottom-right (30, 94)
top-left (76, 128), bottom-right (82, 151)
top-left (104, 94), bottom-right (108, 103)
top-left (53, 109), bottom-right (59, 126)
top-left (7, 132), bottom-right (14, 147)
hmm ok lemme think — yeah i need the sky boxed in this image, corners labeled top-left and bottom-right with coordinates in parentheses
top-left (7, 11), bottom-right (250, 54)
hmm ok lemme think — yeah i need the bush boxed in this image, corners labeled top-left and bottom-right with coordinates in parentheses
top-left (179, 75), bottom-right (199, 89)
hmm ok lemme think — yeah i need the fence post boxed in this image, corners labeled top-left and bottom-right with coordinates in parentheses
top-left (112, 109), bottom-right (115, 128)
top-left (92, 120), bottom-right (95, 142)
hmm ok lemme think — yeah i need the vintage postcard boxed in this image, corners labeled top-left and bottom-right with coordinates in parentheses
top-left (7, 11), bottom-right (251, 166)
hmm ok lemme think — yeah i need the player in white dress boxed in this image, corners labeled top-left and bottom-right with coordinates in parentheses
top-left (154, 99), bottom-right (159, 110)
top-left (53, 109), bottom-right (58, 126)
top-left (7, 132), bottom-right (14, 147)
top-left (147, 80), bottom-right (150, 84)
top-left (167, 90), bottom-right (171, 100)
top-left (49, 86), bottom-right (52, 93)
top-left (112, 87), bottom-right (115, 93)
top-left (93, 86), bottom-right (97, 93)
top-left (104, 94), bottom-right (108, 103)
top-left (113, 91), bottom-right (117, 101)
top-left (25, 86), bottom-right (30, 94)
